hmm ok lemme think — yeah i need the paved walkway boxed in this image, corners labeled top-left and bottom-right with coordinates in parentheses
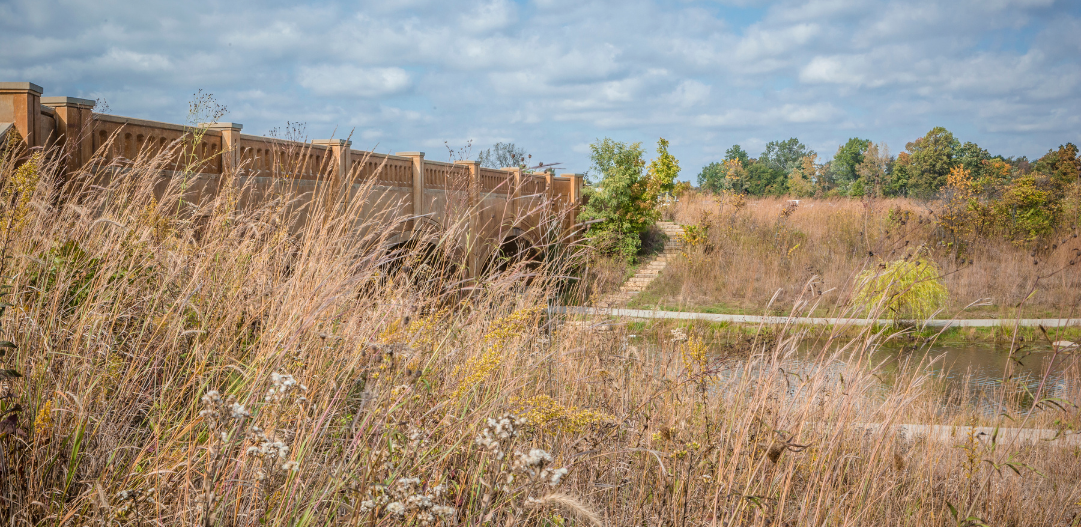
top-left (554, 306), bottom-right (1081, 328)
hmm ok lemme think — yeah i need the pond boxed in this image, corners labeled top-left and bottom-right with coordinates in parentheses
top-left (788, 340), bottom-right (1079, 409)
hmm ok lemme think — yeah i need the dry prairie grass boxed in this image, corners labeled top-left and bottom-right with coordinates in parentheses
top-left (644, 193), bottom-right (1081, 319)
top-left (0, 136), bottom-right (1077, 526)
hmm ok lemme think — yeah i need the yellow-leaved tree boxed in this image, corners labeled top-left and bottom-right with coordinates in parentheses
top-left (853, 251), bottom-right (948, 322)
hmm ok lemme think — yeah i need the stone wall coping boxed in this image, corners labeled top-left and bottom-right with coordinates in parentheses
top-left (395, 151), bottom-right (424, 157)
top-left (353, 150), bottom-right (412, 162)
top-left (239, 133), bottom-right (298, 144)
top-left (0, 82), bottom-right (43, 94)
top-left (312, 139), bottom-right (351, 147)
top-left (41, 96), bottom-right (95, 109)
top-left (94, 113), bottom-right (210, 134)
top-left (199, 122), bottom-right (243, 131)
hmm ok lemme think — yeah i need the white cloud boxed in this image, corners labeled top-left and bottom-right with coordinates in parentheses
top-left (462, 0), bottom-right (518, 33)
top-left (297, 65), bottom-right (412, 98)
top-left (667, 80), bottom-right (712, 107)
top-left (97, 48), bottom-right (173, 73)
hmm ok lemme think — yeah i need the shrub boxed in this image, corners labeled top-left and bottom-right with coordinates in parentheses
top-left (578, 138), bottom-right (678, 262)
top-left (853, 254), bottom-right (948, 320)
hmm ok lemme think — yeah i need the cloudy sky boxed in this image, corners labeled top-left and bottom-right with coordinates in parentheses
top-left (2, 0), bottom-right (1079, 179)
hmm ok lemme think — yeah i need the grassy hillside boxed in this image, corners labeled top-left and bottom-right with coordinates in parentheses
top-left (0, 138), bottom-right (1077, 525)
top-left (633, 194), bottom-right (1081, 320)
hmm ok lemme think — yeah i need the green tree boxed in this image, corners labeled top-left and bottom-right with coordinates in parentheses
top-left (645, 138), bottom-right (680, 201)
top-left (743, 161), bottom-right (787, 196)
top-left (885, 152), bottom-right (911, 197)
top-left (906, 126), bottom-right (959, 198)
top-left (577, 139), bottom-right (650, 261)
top-left (787, 155), bottom-right (817, 197)
top-left (725, 144), bottom-right (750, 167)
top-left (760, 138), bottom-right (814, 174)
top-left (832, 138), bottom-right (871, 185)
top-left (1032, 143), bottom-right (1080, 195)
top-left (855, 142), bottom-right (891, 197)
top-left (853, 255), bottom-right (948, 321)
top-left (697, 162), bottom-right (726, 193)
top-left (993, 175), bottom-right (1059, 243)
top-left (955, 141), bottom-right (990, 181)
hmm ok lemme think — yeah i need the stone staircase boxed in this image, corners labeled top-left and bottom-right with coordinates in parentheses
top-left (598, 221), bottom-right (684, 307)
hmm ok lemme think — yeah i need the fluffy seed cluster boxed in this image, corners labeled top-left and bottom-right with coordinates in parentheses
top-left (199, 390), bottom-right (249, 430)
top-left (475, 415), bottom-right (526, 460)
top-left (265, 372), bottom-right (307, 402)
top-left (357, 477), bottom-right (455, 525)
top-left (245, 425), bottom-right (296, 472)
top-left (513, 448), bottom-right (568, 487)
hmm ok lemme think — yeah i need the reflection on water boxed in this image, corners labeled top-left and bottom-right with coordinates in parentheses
top-left (798, 341), bottom-right (1076, 402)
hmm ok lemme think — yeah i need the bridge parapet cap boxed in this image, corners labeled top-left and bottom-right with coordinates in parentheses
top-left (0, 82), bottom-right (43, 95)
top-left (200, 122), bottom-right (243, 131)
top-left (41, 96), bottom-right (95, 109)
top-left (312, 139), bottom-right (351, 147)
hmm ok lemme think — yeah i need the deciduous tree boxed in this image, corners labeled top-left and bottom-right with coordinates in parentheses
top-left (906, 126), bottom-right (959, 198)
top-left (832, 137), bottom-right (871, 185)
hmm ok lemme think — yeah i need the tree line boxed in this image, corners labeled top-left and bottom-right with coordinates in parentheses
top-left (697, 127), bottom-right (1080, 201)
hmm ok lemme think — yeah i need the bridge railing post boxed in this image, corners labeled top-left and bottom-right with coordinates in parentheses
top-left (397, 151), bottom-right (426, 229)
top-left (203, 123), bottom-right (243, 173)
top-left (0, 82), bottom-right (43, 148)
top-left (313, 139), bottom-right (351, 213)
top-left (41, 96), bottom-right (95, 175)
top-left (501, 166), bottom-right (521, 220)
top-left (455, 160), bottom-right (481, 278)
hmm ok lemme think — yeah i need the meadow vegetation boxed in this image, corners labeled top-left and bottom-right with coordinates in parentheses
top-left (0, 127), bottom-right (1078, 526)
top-left (630, 194), bottom-right (1081, 320)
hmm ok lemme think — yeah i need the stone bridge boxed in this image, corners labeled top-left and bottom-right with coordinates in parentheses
top-left (1, 82), bottom-right (583, 275)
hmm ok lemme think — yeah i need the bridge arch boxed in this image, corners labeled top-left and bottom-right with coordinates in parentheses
top-left (380, 218), bottom-right (467, 281)
top-left (483, 227), bottom-right (543, 275)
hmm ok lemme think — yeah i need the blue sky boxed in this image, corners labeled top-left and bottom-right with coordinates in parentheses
top-left (2, 0), bottom-right (1079, 180)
